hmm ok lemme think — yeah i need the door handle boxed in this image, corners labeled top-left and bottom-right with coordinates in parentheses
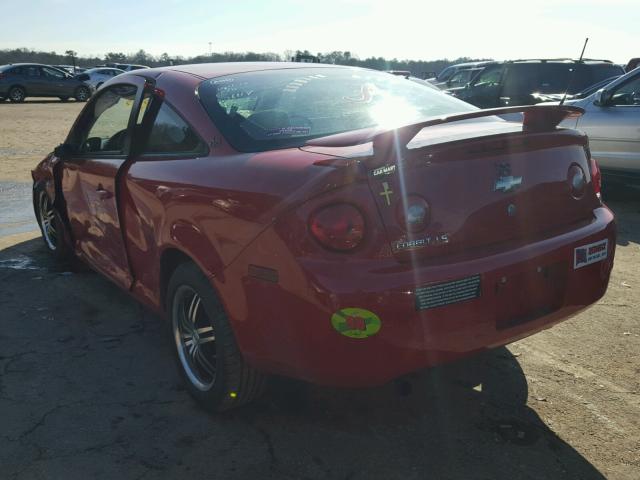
top-left (96, 188), bottom-right (112, 200)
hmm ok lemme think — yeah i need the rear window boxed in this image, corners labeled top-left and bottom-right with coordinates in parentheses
top-left (572, 64), bottom-right (626, 93)
top-left (198, 67), bottom-right (476, 152)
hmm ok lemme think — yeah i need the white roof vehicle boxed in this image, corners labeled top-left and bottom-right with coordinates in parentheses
top-left (76, 67), bottom-right (124, 90)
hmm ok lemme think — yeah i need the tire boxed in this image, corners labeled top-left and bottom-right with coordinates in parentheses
top-left (8, 86), bottom-right (26, 103)
top-left (167, 262), bottom-right (267, 412)
top-left (33, 186), bottom-right (72, 261)
top-left (59, 96), bottom-right (69, 102)
top-left (74, 86), bottom-right (90, 102)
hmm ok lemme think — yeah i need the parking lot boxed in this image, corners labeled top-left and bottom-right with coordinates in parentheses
top-left (0, 100), bottom-right (639, 479)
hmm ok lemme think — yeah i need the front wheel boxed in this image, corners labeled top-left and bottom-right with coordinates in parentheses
top-left (167, 262), bottom-right (267, 412)
top-left (34, 186), bottom-right (72, 261)
top-left (74, 86), bottom-right (90, 102)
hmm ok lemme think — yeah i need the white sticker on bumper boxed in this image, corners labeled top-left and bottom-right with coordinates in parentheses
top-left (574, 239), bottom-right (608, 269)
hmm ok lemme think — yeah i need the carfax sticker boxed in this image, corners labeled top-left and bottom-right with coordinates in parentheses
top-left (574, 239), bottom-right (608, 269)
top-left (415, 274), bottom-right (481, 311)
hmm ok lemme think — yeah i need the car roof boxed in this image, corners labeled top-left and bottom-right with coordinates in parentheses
top-left (506, 58), bottom-right (615, 65)
top-left (0, 63), bottom-right (68, 71)
top-left (146, 62), bottom-right (354, 80)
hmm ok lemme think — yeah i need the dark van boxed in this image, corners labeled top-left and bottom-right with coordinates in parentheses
top-left (450, 59), bottom-right (625, 108)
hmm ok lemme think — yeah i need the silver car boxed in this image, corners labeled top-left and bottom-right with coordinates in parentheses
top-left (562, 68), bottom-right (640, 185)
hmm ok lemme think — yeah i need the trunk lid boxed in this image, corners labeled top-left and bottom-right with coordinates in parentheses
top-left (366, 122), bottom-right (598, 262)
top-left (304, 106), bottom-right (597, 263)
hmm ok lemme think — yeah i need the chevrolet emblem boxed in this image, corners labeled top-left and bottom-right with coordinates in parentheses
top-left (494, 175), bottom-right (523, 193)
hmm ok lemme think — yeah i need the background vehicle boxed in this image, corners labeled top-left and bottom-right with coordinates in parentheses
top-left (626, 58), bottom-right (640, 72)
top-left (75, 67), bottom-right (124, 90)
top-left (428, 61), bottom-right (495, 85)
top-left (433, 66), bottom-right (486, 90)
top-left (561, 67), bottom-right (640, 187)
top-left (104, 63), bottom-right (149, 71)
top-left (532, 75), bottom-right (622, 103)
top-left (0, 63), bottom-right (92, 102)
top-left (54, 65), bottom-right (86, 75)
top-left (32, 63), bottom-right (614, 412)
top-left (450, 59), bottom-right (625, 108)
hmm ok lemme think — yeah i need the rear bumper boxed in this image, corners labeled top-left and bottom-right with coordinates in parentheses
top-left (223, 207), bottom-right (616, 387)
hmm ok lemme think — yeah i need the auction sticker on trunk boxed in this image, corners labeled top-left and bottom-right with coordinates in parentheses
top-left (574, 239), bottom-right (608, 269)
top-left (415, 274), bottom-right (481, 311)
top-left (331, 308), bottom-right (381, 339)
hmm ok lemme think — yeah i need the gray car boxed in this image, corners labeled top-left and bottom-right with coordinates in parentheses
top-left (0, 63), bottom-right (92, 103)
top-left (561, 67), bottom-right (640, 186)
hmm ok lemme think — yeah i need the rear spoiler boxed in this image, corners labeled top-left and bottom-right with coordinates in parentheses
top-left (305, 105), bottom-right (584, 154)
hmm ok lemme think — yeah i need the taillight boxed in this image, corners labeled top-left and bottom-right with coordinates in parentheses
top-left (589, 157), bottom-right (602, 199)
top-left (309, 204), bottom-right (365, 251)
top-left (397, 195), bottom-right (430, 232)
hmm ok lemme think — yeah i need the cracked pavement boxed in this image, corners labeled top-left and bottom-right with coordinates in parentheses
top-left (1, 195), bottom-right (638, 480)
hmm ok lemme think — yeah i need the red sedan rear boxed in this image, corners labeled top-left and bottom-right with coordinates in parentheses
top-left (31, 63), bottom-right (615, 411)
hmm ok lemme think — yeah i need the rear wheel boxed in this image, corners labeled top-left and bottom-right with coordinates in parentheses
top-left (167, 262), bottom-right (267, 411)
top-left (74, 86), bottom-right (90, 102)
top-left (34, 186), bottom-right (72, 261)
top-left (8, 86), bottom-right (25, 103)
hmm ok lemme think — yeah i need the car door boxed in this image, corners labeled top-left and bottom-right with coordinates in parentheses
top-left (61, 76), bottom-right (148, 289)
top-left (24, 66), bottom-right (48, 95)
top-left (465, 64), bottom-right (504, 108)
top-left (41, 66), bottom-right (69, 96)
top-left (575, 73), bottom-right (640, 174)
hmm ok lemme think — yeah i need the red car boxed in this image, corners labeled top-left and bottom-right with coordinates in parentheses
top-left (32, 63), bottom-right (616, 411)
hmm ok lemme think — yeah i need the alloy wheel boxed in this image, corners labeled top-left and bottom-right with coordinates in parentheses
top-left (76, 88), bottom-right (89, 101)
top-left (172, 285), bottom-right (217, 391)
top-left (38, 191), bottom-right (57, 251)
top-left (10, 88), bottom-right (24, 102)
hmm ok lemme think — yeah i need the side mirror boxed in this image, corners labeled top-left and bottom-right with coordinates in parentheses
top-left (594, 88), bottom-right (611, 106)
top-left (54, 143), bottom-right (73, 159)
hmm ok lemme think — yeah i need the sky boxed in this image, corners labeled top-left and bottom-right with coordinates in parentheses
top-left (1, 0), bottom-right (638, 63)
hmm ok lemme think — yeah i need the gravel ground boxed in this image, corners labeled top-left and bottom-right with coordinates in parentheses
top-left (0, 101), bottom-right (638, 480)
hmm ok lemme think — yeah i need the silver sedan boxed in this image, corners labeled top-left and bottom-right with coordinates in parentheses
top-left (562, 68), bottom-right (640, 186)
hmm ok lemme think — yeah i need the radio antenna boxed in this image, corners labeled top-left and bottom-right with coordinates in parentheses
top-left (560, 37), bottom-right (589, 106)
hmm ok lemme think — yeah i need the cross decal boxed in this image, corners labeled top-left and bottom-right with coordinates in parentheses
top-left (379, 182), bottom-right (394, 206)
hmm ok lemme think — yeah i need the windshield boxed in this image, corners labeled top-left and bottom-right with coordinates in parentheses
top-left (198, 67), bottom-right (476, 152)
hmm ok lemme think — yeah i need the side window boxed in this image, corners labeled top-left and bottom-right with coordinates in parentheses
top-left (538, 64), bottom-right (570, 92)
top-left (472, 66), bottom-right (502, 87)
top-left (7, 67), bottom-right (23, 76)
top-left (609, 76), bottom-right (640, 106)
top-left (143, 103), bottom-right (205, 154)
top-left (79, 85), bottom-right (137, 154)
top-left (502, 65), bottom-right (541, 96)
top-left (43, 67), bottom-right (65, 80)
top-left (26, 66), bottom-right (41, 78)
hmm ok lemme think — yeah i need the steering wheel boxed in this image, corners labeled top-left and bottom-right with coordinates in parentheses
top-left (103, 129), bottom-right (128, 152)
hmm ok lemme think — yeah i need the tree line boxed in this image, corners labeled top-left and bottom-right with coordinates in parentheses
top-left (0, 47), bottom-right (491, 78)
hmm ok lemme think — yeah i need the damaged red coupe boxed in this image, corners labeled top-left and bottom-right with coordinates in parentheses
top-left (32, 63), bottom-right (616, 411)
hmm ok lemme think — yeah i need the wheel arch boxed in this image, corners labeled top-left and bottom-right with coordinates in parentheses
top-left (158, 235), bottom-right (224, 313)
top-left (8, 83), bottom-right (28, 96)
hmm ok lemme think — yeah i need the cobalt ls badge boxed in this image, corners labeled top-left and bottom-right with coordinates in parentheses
top-left (574, 239), bottom-right (608, 269)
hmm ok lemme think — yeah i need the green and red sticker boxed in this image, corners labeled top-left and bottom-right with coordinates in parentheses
top-left (331, 308), bottom-right (381, 339)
